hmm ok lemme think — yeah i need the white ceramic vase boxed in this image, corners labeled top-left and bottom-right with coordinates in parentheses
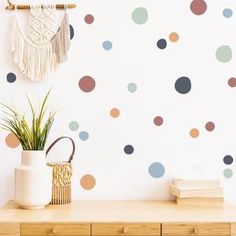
top-left (15, 150), bottom-right (52, 209)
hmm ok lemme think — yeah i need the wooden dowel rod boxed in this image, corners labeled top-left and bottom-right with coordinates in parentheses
top-left (6, 3), bottom-right (76, 10)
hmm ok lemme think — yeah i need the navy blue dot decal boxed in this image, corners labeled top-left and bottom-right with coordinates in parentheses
top-left (124, 145), bottom-right (134, 155)
top-left (7, 72), bottom-right (16, 83)
top-left (70, 25), bottom-right (74, 40)
top-left (223, 155), bottom-right (233, 165)
top-left (175, 76), bottom-right (192, 94)
top-left (157, 39), bottom-right (167, 49)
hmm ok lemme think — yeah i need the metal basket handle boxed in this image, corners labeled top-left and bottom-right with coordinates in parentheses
top-left (46, 136), bottom-right (75, 163)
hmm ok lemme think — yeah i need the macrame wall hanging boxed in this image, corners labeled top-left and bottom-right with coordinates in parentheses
top-left (7, 1), bottom-right (76, 82)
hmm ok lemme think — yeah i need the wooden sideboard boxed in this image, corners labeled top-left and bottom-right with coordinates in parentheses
top-left (1, 201), bottom-right (236, 236)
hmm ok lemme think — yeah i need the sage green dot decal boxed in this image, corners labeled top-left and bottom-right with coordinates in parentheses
top-left (127, 83), bottom-right (137, 93)
top-left (216, 45), bottom-right (232, 63)
top-left (224, 168), bottom-right (233, 178)
top-left (69, 121), bottom-right (79, 131)
top-left (132, 7), bottom-right (148, 25)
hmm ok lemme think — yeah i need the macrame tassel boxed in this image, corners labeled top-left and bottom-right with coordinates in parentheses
top-left (52, 12), bottom-right (70, 64)
top-left (11, 12), bottom-right (70, 82)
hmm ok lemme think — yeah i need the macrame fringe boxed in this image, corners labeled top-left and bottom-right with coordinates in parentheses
top-left (52, 12), bottom-right (70, 64)
top-left (11, 13), bottom-right (70, 82)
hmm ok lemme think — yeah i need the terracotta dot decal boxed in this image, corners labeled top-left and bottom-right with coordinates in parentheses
top-left (228, 77), bottom-right (236, 87)
top-left (157, 39), bottom-right (167, 49)
top-left (190, 0), bottom-right (207, 15)
top-left (69, 121), bottom-right (79, 131)
top-left (79, 76), bottom-right (96, 93)
top-left (175, 77), bottom-right (192, 94)
top-left (190, 128), bottom-right (200, 138)
top-left (84, 14), bottom-right (94, 24)
top-left (124, 145), bottom-right (134, 155)
top-left (169, 32), bottom-right (179, 42)
top-left (69, 25), bottom-right (74, 40)
top-left (110, 108), bottom-right (120, 118)
top-left (224, 168), bottom-right (233, 179)
top-left (132, 7), bottom-right (148, 24)
top-left (216, 45), bottom-right (232, 63)
top-left (205, 121), bottom-right (215, 132)
top-left (148, 162), bottom-right (165, 178)
top-left (154, 116), bottom-right (164, 126)
top-left (223, 155), bottom-right (234, 165)
top-left (7, 72), bottom-right (16, 83)
top-left (80, 174), bottom-right (96, 190)
top-left (5, 133), bottom-right (20, 148)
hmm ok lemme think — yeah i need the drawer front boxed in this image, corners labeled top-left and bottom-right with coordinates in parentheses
top-left (162, 223), bottom-right (231, 236)
top-left (92, 223), bottom-right (160, 235)
top-left (0, 223), bottom-right (20, 236)
top-left (21, 223), bottom-right (90, 236)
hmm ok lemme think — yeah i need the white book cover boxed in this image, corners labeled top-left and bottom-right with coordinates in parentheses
top-left (174, 178), bottom-right (220, 189)
top-left (170, 185), bottom-right (224, 198)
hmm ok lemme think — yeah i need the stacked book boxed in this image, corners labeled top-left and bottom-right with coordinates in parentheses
top-left (170, 178), bottom-right (224, 206)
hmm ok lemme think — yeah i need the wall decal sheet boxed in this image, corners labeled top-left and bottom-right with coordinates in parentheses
top-left (1, 0), bottom-right (236, 205)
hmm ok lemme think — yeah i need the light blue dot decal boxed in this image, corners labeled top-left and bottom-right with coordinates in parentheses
top-left (79, 131), bottom-right (89, 141)
top-left (148, 162), bottom-right (165, 178)
top-left (223, 8), bottom-right (233, 18)
top-left (103, 41), bottom-right (113, 50)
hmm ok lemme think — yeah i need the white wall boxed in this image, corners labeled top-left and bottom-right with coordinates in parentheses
top-left (0, 0), bottom-right (236, 206)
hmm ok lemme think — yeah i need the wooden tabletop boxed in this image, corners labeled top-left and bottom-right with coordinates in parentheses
top-left (1, 201), bottom-right (236, 223)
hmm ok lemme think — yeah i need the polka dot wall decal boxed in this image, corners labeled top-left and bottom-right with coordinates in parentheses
top-left (190, 0), bottom-right (207, 15)
top-left (69, 121), bottom-right (79, 131)
top-left (228, 77), bottom-right (236, 87)
top-left (205, 121), bottom-right (215, 132)
top-left (223, 155), bottom-right (234, 165)
top-left (169, 32), bottom-right (179, 42)
top-left (154, 116), bottom-right (164, 126)
top-left (157, 39), bottom-right (167, 49)
top-left (69, 25), bottom-right (74, 40)
top-left (5, 133), bottom-right (20, 148)
top-left (110, 108), bottom-right (120, 118)
top-left (127, 83), bottom-right (137, 93)
top-left (7, 72), bottom-right (16, 83)
top-left (132, 7), bottom-right (148, 24)
top-left (175, 77), bottom-right (192, 94)
top-left (79, 76), bottom-right (96, 93)
top-left (79, 131), bottom-right (89, 141)
top-left (216, 45), bottom-right (232, 63)
top-left (224, 168), bottom-right (233, 179)
top-left (124, 145), bottom-right (134, 155)
top-left (102, 41), bottom-right (113, 51)
top-left (223, 8), bottom-right (233, 18)
top-left (190, 128), bottom-right (200, 138)
top-left (148, 162), bottom-right (165, 178)
top-left (84, 14), bottom-right (94, 24)
top-left (80, 174), bottom-right (96, 190)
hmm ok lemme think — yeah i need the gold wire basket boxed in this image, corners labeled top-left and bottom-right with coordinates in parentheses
top-left (46, 136), bottom-right (75, 205)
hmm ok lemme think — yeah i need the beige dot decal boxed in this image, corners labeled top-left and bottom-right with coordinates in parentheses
top-left (169, 32), bottom-right (179, 42)
top-left (80, 174), bottom-right (96, 190)
top-left (110, 108), bottom-right (120, 118)
top-left (5, 133), bottom-right (20, 148)
top-left (190, 128), bottom-right (200, 138)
